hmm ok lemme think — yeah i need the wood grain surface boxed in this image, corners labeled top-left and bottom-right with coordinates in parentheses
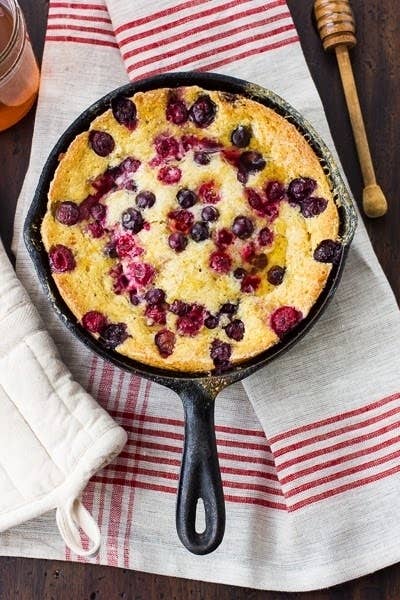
top-left (0, 1), bottom-right (399, 598)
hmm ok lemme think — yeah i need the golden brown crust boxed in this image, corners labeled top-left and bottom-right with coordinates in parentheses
top-left (42, 86), bottom-right (339, 372)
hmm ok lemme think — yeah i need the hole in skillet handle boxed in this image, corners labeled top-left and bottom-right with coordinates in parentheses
top-left (176, 383), bottom-right (225, 555)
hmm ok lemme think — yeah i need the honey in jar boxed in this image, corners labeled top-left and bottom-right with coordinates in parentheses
top-left (0, 0), bottom-right (40, 131)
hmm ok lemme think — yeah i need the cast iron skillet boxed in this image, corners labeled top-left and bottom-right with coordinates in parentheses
top-left (24, 72), bottom-right (357, 556)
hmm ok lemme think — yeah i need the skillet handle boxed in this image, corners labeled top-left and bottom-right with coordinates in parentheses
top-left (176, 384), bottom-right (225, 555)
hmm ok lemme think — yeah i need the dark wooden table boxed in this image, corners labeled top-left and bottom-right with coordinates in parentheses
top-left (1, 1), bottom-right (399, 598)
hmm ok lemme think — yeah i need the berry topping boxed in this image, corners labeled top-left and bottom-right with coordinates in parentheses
top-left (262, 201), bottom-right (280, 222)
top-left (128, 262), bottom-right (156, 287)
top-left (241, 241), bottom-right (256, 262)
top-left (210, 339), bottom-right (232, 369)
top-left (103, 241), bottom-right (118, 258)
top-left (190, 222), bottom-right (209, 242)
top-left (270, 306), bottom-right (302, 338)
top-left (201, 205), bottom-right (219, 222)
top-left (267, 266), bottom-right (286, 285)
top-left (145, 288), bottom-right (166, 305)
top-left (170, 300), bottom-right (191, 316)
top-left (241, 274), bottom-right (260, 293)
top-left (87, 221), bottom-right (104, 238)
top-left (233, 267), bottom-right (247, 279)
top-left (177, 304), bottom-right (205, 336)
top-left (92, 170), bottom-right (115, 196)
top-left (90, 203), bottom-right (106, 222)
top-left (246, 188), bottom-right (264, 212)
top-left (136, 190), bottom-right (156, 209)
top-left (204, 313), bottom-right (219, 329)
top-left (177, 188), bottom-right (197, 208)
top-left (215, 228), bottom-right (234, 247)
top-left (168, 232), bottom-right (188, 252)
top-left (166, 98), bottom-right (188, 125)
top-left (168, 209), bottom-right (194, 234)
top-left (89, 130), bottom-right (115, 157)
top-left (158, 165), bottom-right (182, 184)
top-left (79, 194), bottom-right (100, 221)
top-left (82, 311), bottom-right (107, 333)
top-left (238, 151), bottom-right (266, 174)
top-left (287, 177), bottom-right (316, 203)
top-left (265, 181), bottom-right (285, 202)
top-left (121, 208), bottom-right (144, 233)
top-left (251, 253), bottom-right (268, 270)
top-left (258, 227), bottom-right (274, 247)
top-left (313, 240), bottom-right (342, 264)
top-left (232, 215), bottom-right (254, 239)
top-left (209, 250), bottom-right (232, 274)
top-left (111, 96), bottom-right (137, 130)
top-left (189, 95), bottom-right (217, 128)
top-left (145, 304), bottom-right (167, 326)
top-left (231, 125), bottom-right (251, 148)
top-left (49, 245), bottom-right (76, 273)
top-left (109, 264), bottom-right (128, 294)
top-left (220, 302), bottom-right (237, 315)
top-left (225, 319), bottom-right (245, 341)
top-left (194, 152), bottom-right (211, 165)
top-left (300, 196), bottom-right (328, 218)
top-left (129, 292), bottom-right (140, 305)
top-left (55, 201), bottom-right (80, 226)
top-left (155, 329), bottom-right (176, 358)
top-left (154, 135), bottom-right (180, 160)
top-left (100, 322), bottom-right (129, 349)
top-left (198, 181), bottom-right (220, 204)
top-left (115, 234), bottom-right (143, 258)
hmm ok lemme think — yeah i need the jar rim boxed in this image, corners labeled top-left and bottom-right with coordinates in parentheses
top-left (0, 0), bottom-right (20, 63)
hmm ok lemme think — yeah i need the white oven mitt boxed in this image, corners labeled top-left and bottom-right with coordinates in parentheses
top-left (0, 240), bottom-right (127, 557)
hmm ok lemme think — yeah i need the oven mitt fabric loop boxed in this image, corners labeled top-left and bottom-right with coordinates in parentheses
top-left (0, 240), bottom-right (127, 556)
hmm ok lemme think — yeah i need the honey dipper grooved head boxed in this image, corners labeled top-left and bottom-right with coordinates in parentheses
top-left (314, 0), bottom-right (357, 51)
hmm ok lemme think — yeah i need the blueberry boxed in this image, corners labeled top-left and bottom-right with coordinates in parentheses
top-left (169, 300), bottom-right (191, 316)
top-left (267, 266), bottom-right (286, 285)
top-left (177, 188), bottom-right (197, 208)
top-left (313, 240), bottom-right (342, 264)
top-left (220, 303), bottom-right (237, 315)
top-left (204, 313), bottom-right (219, 329)
top-left (232, 215), bottom-right (254, 239)
top-left (190, 222), bottom-right (209, 242)
top-left (145, 288), bottom-right (166, 305)
top-left (210, 339), bottom-right (232, 367)
top-left (100, 323), bottom-right (129, 349)
top-left (168, 232), bottom-right (188, 252)
top-left (54, 201), bottom-right (80, 225)
top-left (231, 125), bottom-right (251, 148)
top-left (300, 196), bottom-right (328, 218)
top-left (233, 267), bottom-right (246, 279)
top-left (136, 191), bottom-right (156, 209)
top-left (88, 130), bottom-right (115, 157)
top-left (103, 242), bottom-right (118, 258)
top-left (155, 329), bottom-right (176, 357)
top-left (129, 292), bottom-right (140, 305)
top-left (189, 95), bottom-right (217, 127)
top-left (265, 181), bottom-right (285, 202)
top-left (225, 319), bottom-right (245, 341)
top-left (250, 253), bottom-right (268, 270)
top-left (201, 205), bottom-right (219, 222)
top-left (111, 96), bottom-right (137, 130)
top-left (287, 177), bottom-right (316, 203)
top-left (121, 208), bottom-right (144, 233)
top-left (194, 152), bottom-right (211, 165)
top-left (238, 151), bottom-right (266, 173)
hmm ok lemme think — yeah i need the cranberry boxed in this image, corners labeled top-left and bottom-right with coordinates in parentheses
top-left (90, 203), bottom-right (106, 222)
top-left (232, 216), bottom-right (254, 239)
top-left (231, 125), bottom-right (251, 148)
top-left (220, 303), bottom-right (237, 315)
top-left (246, 188), bottom-right (264, 212)
top-left (154, 135), bottom-right (180, 160)
top-left (129, 292), bottom-right (140, 305)
top-left (267, 266), bottom-right (286, 285)
top-left (55, 201), bottom-right (80, 225)
top-left (129, 262), bottom-right (155, 286)
top-left (49, 245), bottom-right (76, 273)
top-left (209, 250), bottom-right (232, 274)
top-left (201, 205), bottom-right (219, 222)
top-left (177, 304), bottom-right (205, 336)
top-left (155, 329), bottom-right (176, 357)
top-left (210, 339), bottom-right (232, 368)
top-left (270, 306), bottom-right (302, 338)
top-left (189, 95), bottom-right (217, 127)
top-left (287, 177), bottom-right (316, 203)
top-left (82, 311), bottom-right (106, 333)
top-left (250, 253), bottom-right (268, 270)
top-left (145, 304), bottom-right (167, 326)
top-left (89, 130), bottom-right (115, 157)
top-left (314, 240), bottom-right (342, 264)
top-left (204, 313), bottom-right (219, 329)
top-left (215, 229), bottom-right (234, 247)
top-left (136, 190), bottom-right (156, 209)
top-left (111, 96), bottom-right (137, 130)
top-left (265, 181), bottom-right (285, 202)
top-left (191, 222), bottom-right (209, 242)
top-left (145, 288), bottom-right (166, 305)
top-left (194, 152), bottom-right (211, 165)
top-left (233, 267), bottom-right (247, 279)
top-left (168, 232), bottom-right (188, 252)
top-left (166, 98), bottom-right (188, 124)
top-left (177, 188), bottom-right (197, 208)
top-left (87, 221), bottom-right (104, 238)
top-left (238, 151), bottom-right (266, 173)
top-left (158, 165), bottom-right (182, 184)
top-left (170, 300), bottom-right (191, 316)
top-left (258, 227), bottom-right (274, 247)
top-left (241, 274), bottom-right (260, 293)
top-left (300, 196), bottom-right (328, 218)
top-left (100, 322), bottom-right (129, 349)
top-left (198, 181), bottom-right (220, 204)
top-left (225, 319), bottom-right (245, 341)
top-left (78, 195), bottom-right (99, 221)
top-left (121, 208), bottom-right (144, 233)
top-left (103, 242), bottom-right (118, 258)
top-left (241, 242), bottom-right (256, 263)
top-left (168, 209), bottom-right (194, 234)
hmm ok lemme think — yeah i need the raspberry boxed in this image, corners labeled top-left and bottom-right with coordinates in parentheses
top-left (209, 250), bottom-right (232, 274)
top-left (82, 311), bottom-right (107, 333)
top-left (270, 306), bottom-right (302, 338)
top-left (49, 245), bottom-right (76, 273)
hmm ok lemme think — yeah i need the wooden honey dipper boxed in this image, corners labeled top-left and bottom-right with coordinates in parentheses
top-left (314, 0), bottom-right (388, 218)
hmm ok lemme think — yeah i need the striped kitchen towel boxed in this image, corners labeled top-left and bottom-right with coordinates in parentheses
top-left (7, 0), bottom-right (400, 592)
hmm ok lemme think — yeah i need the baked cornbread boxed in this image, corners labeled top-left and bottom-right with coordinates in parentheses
top-left (41, 86), bottom-right (341, 372)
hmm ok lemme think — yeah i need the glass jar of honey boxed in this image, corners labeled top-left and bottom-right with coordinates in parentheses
top-left (0, 0), bottom-right (40, 131)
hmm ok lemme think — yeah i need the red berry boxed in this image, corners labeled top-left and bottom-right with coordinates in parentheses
top-left (116, 234), bottom-right (143, 258)
top-left (128, 262), bottom-right (155, 287)
top-left (158, 165), bottom-right (182, 184)
top-left (241, 274), bottom-right (260, 293)
top-left (87, 221), bottom-right (104, 238)
top-left (168, 209), bottom-right (194, 234)
top-left (49, 245), bottom-right (76, 273)
top-left (215, 228), bottom-right (234, 247)
top-left (246, 188), bottom-right (264, 212)
top-left (78, 194), bottom-right (99, 221)
top-left (265, 181), bottom-right (285, 202)
top-left (155, 329), bottom-right (176, 357)
top-left (241, 242), bottom-right (256, 262)
top-left (177, 304), bottom-right (205, 336)
top-left (145, 304), bottom-right (167, 326)
top-left (166, 98), bottom-right (188, 125)
top-left (82, 311), bottom-right (107, 333)
top-left (209, 250), bottom-right (232, 274)
top-left (258, 227), bottom-right (274, 247)
top-left (55, 201), bottom-right (80, 225)
top-left (270, 306), bottom-right (303, 338)
top-left (154, 135), bottom-right (181, 160)
top-left (198, 181), bottom-right (220, 204)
